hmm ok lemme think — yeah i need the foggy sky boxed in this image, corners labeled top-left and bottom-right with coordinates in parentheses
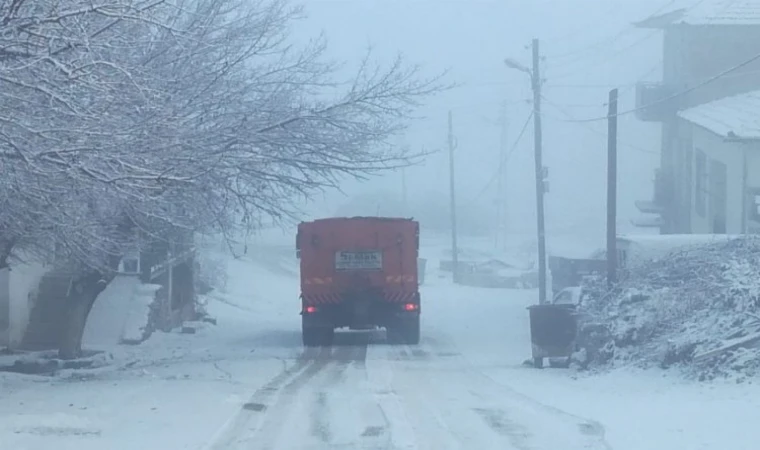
top-left (293, 0), bottom-right (684, 240)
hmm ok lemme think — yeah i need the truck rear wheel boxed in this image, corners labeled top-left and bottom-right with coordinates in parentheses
top-left (302, 325), bottom-right (334, 347)
top-left (302, 327), bottom-right (321, 347)
top-left (405, 317), bottom-right (421, 345)
top-left (387, 317), bottom-right (420, 345)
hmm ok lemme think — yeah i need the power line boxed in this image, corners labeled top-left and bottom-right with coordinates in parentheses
top-left (543, 0), bottom-right (707, 79)
top-left (541, 97), bottom-right (659, 156)
top-left (470, 111), bottom-right (533, 202)
top-left (471, 81), bottom-right (640, 89)
top-left (561, 47), bottom-right (760, 123)
top-left (538, 3), bottom-right (622, 45)
top-left (544, 0), bottom-right (679, 61)
top-left (548, 30), bottom-right (661, 80)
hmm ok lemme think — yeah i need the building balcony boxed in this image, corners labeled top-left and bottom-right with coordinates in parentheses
top-left (635, 82), bottom-right (679, 122)
top-left (631, 214), bottom-right (665, 228)
top-left (633, 168), bottom-right (671, 231)
top-left (635, 200), bottom-right (664, 214)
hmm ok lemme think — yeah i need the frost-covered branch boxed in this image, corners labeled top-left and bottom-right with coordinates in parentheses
top-left (0, 0), bottom-right (448, 270)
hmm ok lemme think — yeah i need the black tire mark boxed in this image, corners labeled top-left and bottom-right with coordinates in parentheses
top-left (254, 341), bottom-right (380, 449)
top-left (248, 348), bottom-right (334, 450)
top-left (207, 346), bottom-right (331, 450)
top-left (430, 334), bottom-right (613, 450)
top-left (308, 347), bottom-right (355, 444)
top-left (311, 391), bottom-right (332, 443)
top-left (306, 339), bottom-right (373, 446)
top-left (473, 407), bottom-right (534, 450)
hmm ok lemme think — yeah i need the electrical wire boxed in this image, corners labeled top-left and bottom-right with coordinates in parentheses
top-left (545, 0), bottom-right (679, 61)
top-left (541, 96), bottom-right (660, 156)
top-left (543, 0), bottom-right (708, 79)
top-left (469, 111), bottom-right (534, 203)
top-left (547, 31), bottom-right (661, 80)
top-left (560, 48), bottom-right (760, 123)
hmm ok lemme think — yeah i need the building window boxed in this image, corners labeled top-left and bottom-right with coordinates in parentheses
top-left (695, 149), bottom-right (707, 217)
top-left (748, 189), bottom-right (760, 223)
top-left (709, 160), bottom-right (727, 234)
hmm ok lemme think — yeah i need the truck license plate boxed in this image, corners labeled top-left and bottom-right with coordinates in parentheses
top-left (335, 251), bottom-right (382, 270)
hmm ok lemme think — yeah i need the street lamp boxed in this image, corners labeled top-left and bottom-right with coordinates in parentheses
top-left (503, 58), bottom-right (532, 76)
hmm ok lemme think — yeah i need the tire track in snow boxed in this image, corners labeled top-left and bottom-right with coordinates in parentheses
top-left (206, 340), bottom-right (373, 450)
top-left (203, 346), bottom-right (332, 450)
top-left (307, 336), bottom-right (385, 448)
top-left (381, 341), bottom-right (488, 450)
top-left (415, 335), bottom-right (613, 450)
top-left (309, 346), bottom-right (357, 444)
top-left (376, 339), bottom-right (595, 450)
top-left (365, 351), bottom-right (419, 450)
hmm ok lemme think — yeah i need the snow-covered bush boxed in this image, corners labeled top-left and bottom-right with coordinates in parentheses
top-left (578, 237), bottom-right (760, 380)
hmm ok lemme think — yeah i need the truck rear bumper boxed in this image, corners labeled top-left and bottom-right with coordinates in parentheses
top-left (301, 300), bottom-right (420, 330)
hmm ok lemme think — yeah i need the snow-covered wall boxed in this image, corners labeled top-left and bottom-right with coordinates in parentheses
top-left (83, 275), bottom-right (143, 349)
top-left (684, 124), bottom-right (745, 234)
top-left (0, 268), bottom-right (8, 346)
top-left (0, 255), bottom-right (48, 348)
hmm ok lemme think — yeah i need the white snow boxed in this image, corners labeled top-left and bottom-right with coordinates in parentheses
top-left (82, 275), bottom-right (144, 348)
top-left (1, 231), bottom-right (759, 449)
top-left (617, 233), bottom-right (741, 267)
top-left (678, 90), bottom-right (760, 139)
top-left (674, 1), bottom-right (760, 26)
top-left (119, 284), bottom-right (161, 344)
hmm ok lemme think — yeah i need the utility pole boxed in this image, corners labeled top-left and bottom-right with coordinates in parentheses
top-left (448, 110), bottom-right (459, 283)
top-left (165, 242), bottom-right (174, 331)
top-left (606, 88), bottom-right (619, 289)
top-left (496, 101), bottom-right (509, 250)
top-left (401, 167), bottom-right (408, 214)
top-left (504, 40), bottom-right (547, 302)
top-left (531, 38), bottom-right (548, 305)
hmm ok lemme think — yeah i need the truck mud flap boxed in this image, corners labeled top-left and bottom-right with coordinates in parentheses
top-left (350, 299), bottom-right (371, 328)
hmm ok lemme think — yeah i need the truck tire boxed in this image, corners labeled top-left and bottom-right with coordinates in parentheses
top-left (405, 316), bottom-right (421, 345)
top-left (387, 317), bottom-right (420, 345)
top-left (302, 326), bottom-right (334, 347)
top-left (302, 327), bottom-right (322, 347)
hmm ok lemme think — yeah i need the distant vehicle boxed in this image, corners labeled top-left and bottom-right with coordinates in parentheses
top-left (551, 286), bottom-right (585, 306)
top-left (297, 216), bottom-right (421, 346)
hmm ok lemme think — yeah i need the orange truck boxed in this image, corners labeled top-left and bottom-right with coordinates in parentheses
top-left (296, 216), bottom-right (421, 346)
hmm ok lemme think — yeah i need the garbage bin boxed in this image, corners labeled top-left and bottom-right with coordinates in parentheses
top-left (527, 303), bottom-right (578, 368)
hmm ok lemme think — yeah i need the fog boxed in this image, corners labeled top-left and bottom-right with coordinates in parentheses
top-left (292, 0), bottom-right (675, 241)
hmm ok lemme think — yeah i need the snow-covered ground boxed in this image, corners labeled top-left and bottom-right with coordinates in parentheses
top-left (1, 231), bottom-right (760, 449)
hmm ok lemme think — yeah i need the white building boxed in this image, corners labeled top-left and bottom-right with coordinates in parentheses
top-left (676, 91), bottom-right (760, 234)
top-left (632, 2), bottom-right (760, 233)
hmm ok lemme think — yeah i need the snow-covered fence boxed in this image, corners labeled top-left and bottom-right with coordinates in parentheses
top-left (148, 248), bottom-right (196, 281)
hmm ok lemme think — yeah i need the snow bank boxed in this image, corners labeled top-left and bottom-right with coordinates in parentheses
top-left (617, 233), bottom-right (740, 268)
top-left (578, 236), bottom-right (760, 380)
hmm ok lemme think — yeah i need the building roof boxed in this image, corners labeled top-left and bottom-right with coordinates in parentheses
top-left (678, 90), bottom-right (760, 139)
top-left (635, 1), bottom-right (760, 28)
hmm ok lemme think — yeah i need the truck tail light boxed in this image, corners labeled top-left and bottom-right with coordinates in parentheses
top-left (304, 306), bottom-right (317, 314)
top-left (403, 303), bottom-right (419, 312)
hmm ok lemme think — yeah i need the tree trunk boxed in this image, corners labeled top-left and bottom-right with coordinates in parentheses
top-left (58, 217), bottom-right (133, 360)
top-left (0, 239), bottom-right (16, 270)
top-left (58, 273), bottom-right (111, 360)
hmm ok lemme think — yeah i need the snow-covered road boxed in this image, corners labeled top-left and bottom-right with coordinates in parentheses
top-left (204, 333), bottom-right (610, 450)
top-left (2, 236), bottom-right (760, 450)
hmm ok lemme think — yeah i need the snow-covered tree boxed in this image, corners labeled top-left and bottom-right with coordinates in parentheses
top-left (0, 0), bottom-right (446, 357)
